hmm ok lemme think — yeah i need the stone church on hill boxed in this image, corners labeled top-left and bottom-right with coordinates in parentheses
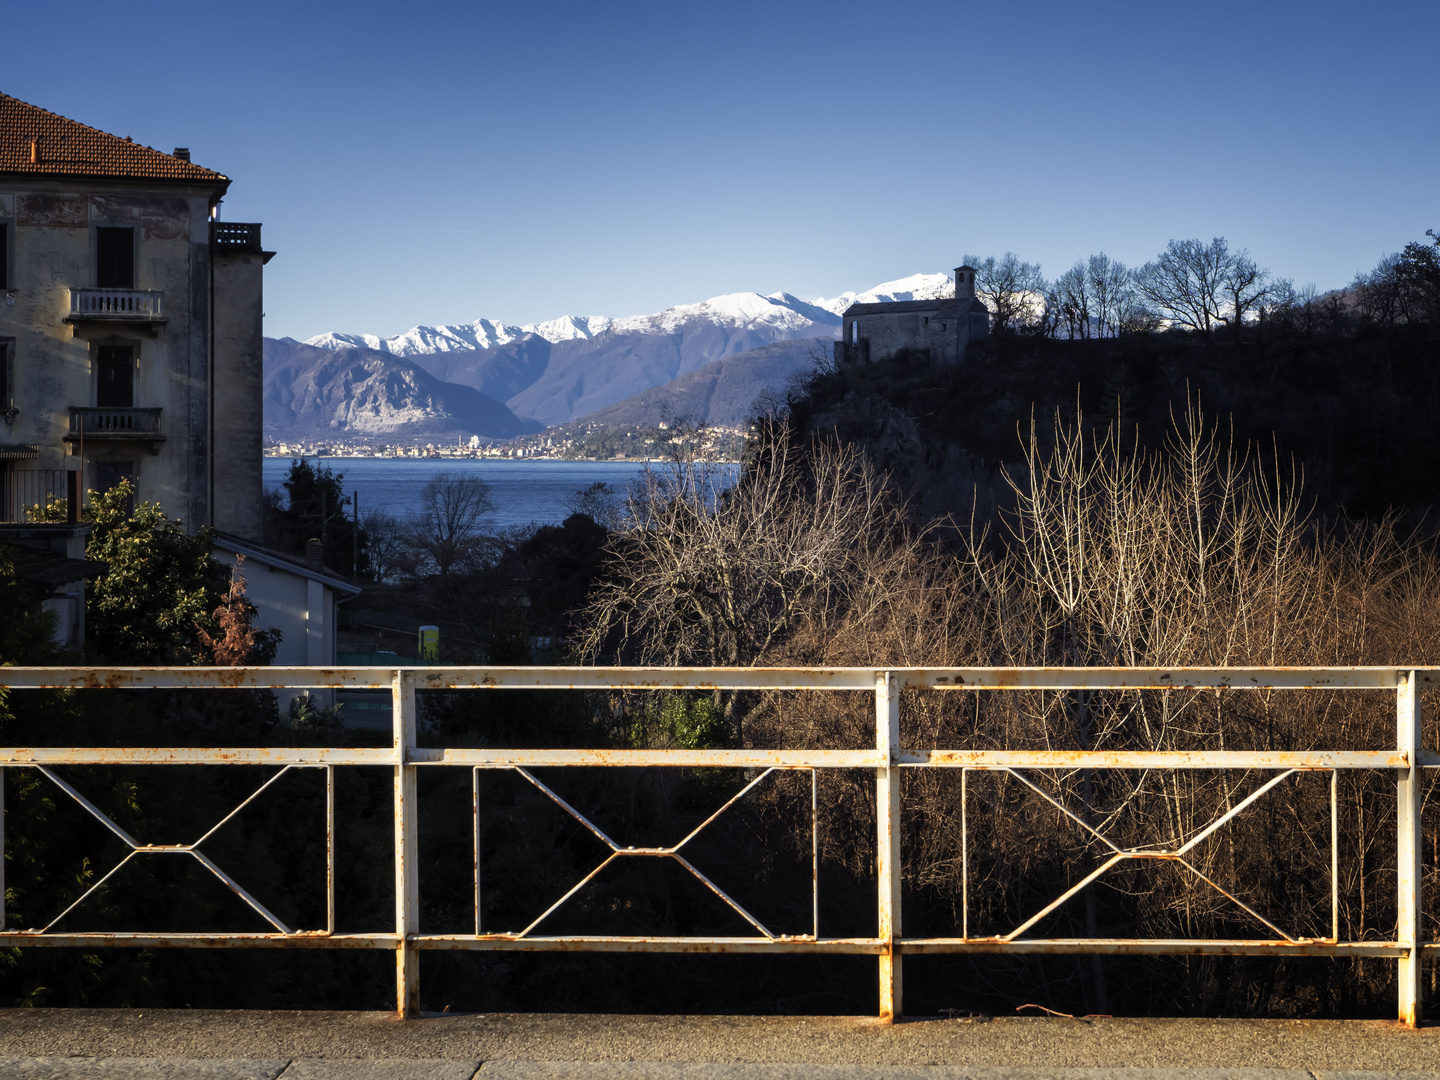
top-left (836, 265), bottom-right (990, 366)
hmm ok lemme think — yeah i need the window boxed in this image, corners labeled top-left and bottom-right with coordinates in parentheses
top-left (96, 345), bottom-right (134, 408)
top-left (0, 336), bottom-right (13, 420)
top-left (95, 227), bottom-right (134, 288)
top-left (1, 222), bottom-right (7, 289)
top-left (95, 460), bottom-right (135, 513)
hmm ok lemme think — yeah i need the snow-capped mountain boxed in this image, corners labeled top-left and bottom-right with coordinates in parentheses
top-left (811, 272), bottom-right (956, 316)
top-left (304, 314), bottom-right (615, 356)
top-left (299, 272), bottom-right (957, 359)
top-left (268, 271), bottom-right (961, 438)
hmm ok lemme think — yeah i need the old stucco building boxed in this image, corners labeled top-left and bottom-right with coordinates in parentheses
top-left (837, 265), bottom-right (990, 366)
top-left (0, 92), bottom-right (268, 540)
top-left (0, 93), bottom-right (271, 646)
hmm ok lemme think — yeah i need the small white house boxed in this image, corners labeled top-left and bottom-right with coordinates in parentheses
top-left (211, 532), bottom-right (361, 705)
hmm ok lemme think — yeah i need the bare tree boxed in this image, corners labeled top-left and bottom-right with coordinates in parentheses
top-left (1053, 262), bottom-right (1092, 339)
top-left (404, 472), bottom-right (496, 578)
top-left (1217, 249), bottom-right (1272, 343)
top-left (1135, 238), bottom-right (1231, 337)
top-left (965, 252), bottom-right (1047, 334)
top-left (564, 481), bottom-right (623, 529)
top-left (361, 508), bottom-right (409, 581)
top-left (1352, 254), bottom-right (1407, 329)
top-left (577, 424), bottom-right (919, 670)
top-left (1085, 253), bottom-right (1135, 338)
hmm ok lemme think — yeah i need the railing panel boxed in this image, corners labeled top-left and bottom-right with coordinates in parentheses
top-left (0, 664), bottom-right (1430, 1024)
top-left (68, 406), bottom-right (164, 435)
top-left (0, 468), bottom-right (67, 523)
top-left (68, 288), bottom-right (164, 319)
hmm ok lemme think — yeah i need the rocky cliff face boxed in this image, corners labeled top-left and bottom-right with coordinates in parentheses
top-left (804, 387), bottom-right (1012, 528)
top-left (263, 340), bottom-right (540, 441)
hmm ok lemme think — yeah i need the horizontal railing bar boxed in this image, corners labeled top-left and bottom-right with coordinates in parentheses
top-left (900, 750), bottom-right (1408, 770)
top-left (0, 748), bottom-right (398, 765)
top-left (0, 748), bottom-right (1417, 769)
top-left (0, 931), bottom-right (1421, 958)
top-left (427, 749), bottom-right (877, 768)
top-left (0, 665), bottom-right (1433, 692)
top-left (416, 936), bottom-right (1405, 957)
top-left (0, 932), bottom-right (396, 949)
top-left (420, 936), bottom-right (885, 954)
top-left (895, 939), bottom-right (1409, 957)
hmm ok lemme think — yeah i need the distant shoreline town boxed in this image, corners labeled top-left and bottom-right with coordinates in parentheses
top-left (266, 421), bottom-right (752, 462)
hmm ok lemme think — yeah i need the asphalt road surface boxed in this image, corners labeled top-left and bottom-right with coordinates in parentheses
top-left (1, 1011), bottom-right (1437, 1078)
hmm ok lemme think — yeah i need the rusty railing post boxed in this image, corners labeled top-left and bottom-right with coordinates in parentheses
top-left (876, 669), bottom-right (901, 1021)
top-left (393, 668), bottom-right (420, 1017)
top-left (1397, 669), bottom-right (1423, 1028)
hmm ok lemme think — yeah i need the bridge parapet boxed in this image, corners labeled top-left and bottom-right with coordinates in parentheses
top-left (0, 664), bottom-right (1432, 1025)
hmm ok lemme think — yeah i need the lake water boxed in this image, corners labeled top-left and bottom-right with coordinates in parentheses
top-left (262, 457), bottom-right (738, 530)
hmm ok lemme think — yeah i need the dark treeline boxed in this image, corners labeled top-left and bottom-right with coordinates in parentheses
top-left (2, 230), bottom-right (1439, 1017)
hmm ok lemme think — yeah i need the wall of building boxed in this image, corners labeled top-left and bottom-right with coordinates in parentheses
top-left (0, 181), bottom-right (218, 528)
top-left (0, 180), bottom-right (274, 539)
top-left (840, 302), bottom-right (989, 369)
top-left (211, 252), bottom-right (264, 539)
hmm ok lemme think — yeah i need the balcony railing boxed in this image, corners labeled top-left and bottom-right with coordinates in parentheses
top-left (211, 221), bottom-right (263, 253)
top-left (66, 288), bottom-right (166, 325)
top-left (0, 665), bottom-right (1433, 1025)
top-left (0, 468), bottom-right (69, 523)
top-left (65, 406), bottom-right (165, 443)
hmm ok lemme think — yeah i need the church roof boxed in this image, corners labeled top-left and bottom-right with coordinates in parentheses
top-left (843, 297), bottom-right (987, 317)
top-left (0, 93), bottom-right (229, 186)
top-left (843, 298), bottom-right (953, 316)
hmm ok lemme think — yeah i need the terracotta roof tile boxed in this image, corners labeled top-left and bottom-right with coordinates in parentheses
top-left (0, 93), bottom-right (228, 185)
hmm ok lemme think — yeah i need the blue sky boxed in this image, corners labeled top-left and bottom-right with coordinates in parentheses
top-left (8, 0), bottom-right (1436, 339)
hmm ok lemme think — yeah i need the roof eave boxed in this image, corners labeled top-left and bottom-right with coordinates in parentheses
top-left (0, 169), bottom-right (230, 193)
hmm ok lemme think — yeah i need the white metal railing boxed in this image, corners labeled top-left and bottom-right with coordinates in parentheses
top-left (0, 665), bottom-right (1433, 1024)
top-left (67, 288), bottom-right (164, 320)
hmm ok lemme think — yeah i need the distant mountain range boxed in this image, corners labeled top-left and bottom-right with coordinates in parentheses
top-left (264, 273), bottom-right (954, 441)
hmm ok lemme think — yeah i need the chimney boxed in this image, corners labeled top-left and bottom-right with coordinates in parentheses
top-left (29, 138), bottom-right (36, 164)
top-left (173, 147), bottom-right (190, 161)
top-left (954, 265), bottom-right (977, 301)
top-left (305, 538), bottom-right (325, 572)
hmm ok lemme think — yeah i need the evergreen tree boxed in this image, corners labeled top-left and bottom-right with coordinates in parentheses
top-left (265, 458), bottom-right (369, 577)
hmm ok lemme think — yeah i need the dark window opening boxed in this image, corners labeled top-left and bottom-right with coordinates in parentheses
top-left (95, 460), bottom-right (135, 513)
top-left (0, 337), bottom-right (13, 413)
top-left (1, 223), bottom-right (8, 289)
top-left (96, 227), bottom-right (134, 289)
top-left (96, 346), bottom-right (134, 408)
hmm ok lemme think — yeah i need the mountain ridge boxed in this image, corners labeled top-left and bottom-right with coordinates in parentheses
top-left (298, 271), bottom-right (956, 357)
top-left (265, 271), bottom-right (960, 440)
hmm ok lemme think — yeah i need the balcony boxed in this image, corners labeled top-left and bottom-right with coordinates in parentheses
top-left (211, 221), bottom-right (263, 252)
top-left (0, 467), bottom-right (70, 524)
top-left (65, 289), bottom-right (166, 335)
top-left (64, 407), bottom-right (165, 447)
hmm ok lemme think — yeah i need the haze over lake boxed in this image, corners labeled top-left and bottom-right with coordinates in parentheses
top-left (262, 458), bottom-right (738, 531)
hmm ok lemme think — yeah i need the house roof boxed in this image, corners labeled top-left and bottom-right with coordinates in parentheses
top-left (0, 542), bottom-right (105, 591)
top-left (211, 532), bottom-right (364, 597)
top-left (0, 93), bottom-right (229, 187)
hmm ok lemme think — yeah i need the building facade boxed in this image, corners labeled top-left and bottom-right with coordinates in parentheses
top-left (0, 93), bottom-right (269, 540)
top-left (836, 265), bottom-right (990, 366)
